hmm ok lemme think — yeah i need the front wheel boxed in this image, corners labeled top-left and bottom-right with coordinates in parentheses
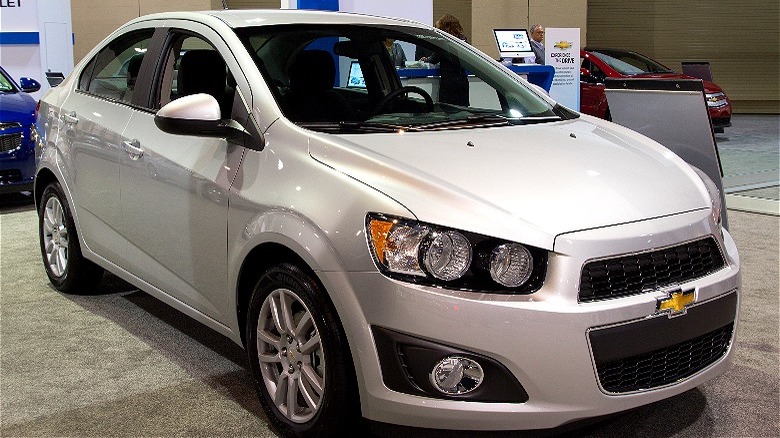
top-left (246, 263), bottom-right (358, 437)
top-left (38, 182), bottom-right (103, 293)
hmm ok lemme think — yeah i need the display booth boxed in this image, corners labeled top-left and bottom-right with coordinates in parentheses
top-left (0, 0), bottom-right (74, 100)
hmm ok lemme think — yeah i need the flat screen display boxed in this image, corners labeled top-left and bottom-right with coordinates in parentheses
top-left (347, 61), bottom-right (366, 88)
top-left (493, 29), bottom-right (533, 59)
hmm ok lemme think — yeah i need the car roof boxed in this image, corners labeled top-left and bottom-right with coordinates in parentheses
top-left (584, 48), bottom-right (636, 54)
top-left (132, 9), bottom-right (425, 29)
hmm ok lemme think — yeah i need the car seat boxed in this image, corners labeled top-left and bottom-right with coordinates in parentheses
top-left (176, 49), bottom-right (231, 116)
top-left (122, 53), bottom-right (144, 103)
top-left (284, 49), bottom-right (353, 122)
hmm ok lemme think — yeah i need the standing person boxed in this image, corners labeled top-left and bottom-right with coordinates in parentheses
top-left (530, 24), bottom-right (545, 65)
top-left (427, 13), bottom-right (470, 106)
top-left (385, 38), bottom-right (407, 68)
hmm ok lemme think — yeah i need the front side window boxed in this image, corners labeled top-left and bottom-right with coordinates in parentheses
top-left (79, 29), bottom-right (154, 103)
top-left (238, 24), bottom-right (571, 133)
top-left (0, 70), bottom-right (17, 93)
top-left (154, 33), bottom-right (236, 118)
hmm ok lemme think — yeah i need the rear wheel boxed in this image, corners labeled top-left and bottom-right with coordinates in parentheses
top-left (38, 182), bottom-right (103, 293)
top-left (246, 263), bottom-right (357, 437)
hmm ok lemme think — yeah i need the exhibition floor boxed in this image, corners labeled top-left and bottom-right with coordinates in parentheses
top-left (1, 115), bottom-right (778, 437)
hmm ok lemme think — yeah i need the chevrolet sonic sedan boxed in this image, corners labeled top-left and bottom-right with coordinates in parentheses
top-left (35, 10), bottom-right (740, 436)
top-left (580, 48), bottom-right (732, 132)
top-left (0, 65), bottom-right (40, 193)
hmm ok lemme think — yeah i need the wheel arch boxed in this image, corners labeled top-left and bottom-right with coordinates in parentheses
top-left (34, 167), bottom-right (58, 211)
top-left (236, 242), bottom-right (316, 347)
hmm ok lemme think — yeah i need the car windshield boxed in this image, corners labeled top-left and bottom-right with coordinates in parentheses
top-left (593, 50), bottom-right (675, 75)
top-left (237, 24), bottom-right (572, 133)
top-left (0, 69), bottom-right (17, 93)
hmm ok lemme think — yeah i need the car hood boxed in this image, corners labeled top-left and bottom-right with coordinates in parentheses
top-left (0, 91), bottom-right (36, 122)
top-left (309, 118), bottom-right (710, 249)
top-left (632, 73), bottom-right (723, 93)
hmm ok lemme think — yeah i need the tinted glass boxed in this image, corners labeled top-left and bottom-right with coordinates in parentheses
top-left (82, 30), bottom-right (154, 103)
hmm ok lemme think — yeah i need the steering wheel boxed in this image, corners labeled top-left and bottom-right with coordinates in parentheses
top-left (373, 86), bottom-right (434, 115)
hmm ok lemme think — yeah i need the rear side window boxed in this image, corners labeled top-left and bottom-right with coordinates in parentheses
top-left (78, 29), bottom-right (154, 103)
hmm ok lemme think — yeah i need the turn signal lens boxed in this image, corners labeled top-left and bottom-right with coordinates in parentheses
top-left (422, 231), bottom-right (472, 281)
top-left (368, 217), bottom-right (428, 277)
top-left (490, 243), bottom-right (533, 287)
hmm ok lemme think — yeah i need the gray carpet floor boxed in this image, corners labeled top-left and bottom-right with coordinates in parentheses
top-left (1, 202), bottom-right (778, 436)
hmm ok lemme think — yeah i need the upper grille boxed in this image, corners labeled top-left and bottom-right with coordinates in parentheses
top-left (596, 323), bottom-right (733, 393)
top-left (0, 122), bottom-right (22, 130)
top-left (0, 133), bottom-right (23, 153)
top-left (579, 237), bottom-right (725, 302)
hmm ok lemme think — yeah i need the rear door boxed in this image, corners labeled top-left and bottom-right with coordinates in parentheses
top-left (59, 25), bottom-right (156, 265)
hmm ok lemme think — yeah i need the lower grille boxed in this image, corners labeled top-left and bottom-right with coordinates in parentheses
top-left (0, 169), bottom-right (23, 183)
top-left (596, 323), bottom-right (733, 393)
top-left (579, 237), bottom-right (725, 302)
top-left (0, 133), bottom-right (23, 152)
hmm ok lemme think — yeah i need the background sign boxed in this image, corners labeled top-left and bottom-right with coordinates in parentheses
top-left (544, 27), bottom-right (580, 110)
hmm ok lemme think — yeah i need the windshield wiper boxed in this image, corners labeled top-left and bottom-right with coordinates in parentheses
top-left (413, 114), bottom-right (512, 131)
top-left (338, 121), bottom-right (419, 133)
top-left (296, 120), bottom-right (417, 134)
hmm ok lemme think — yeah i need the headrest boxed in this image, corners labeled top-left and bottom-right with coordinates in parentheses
top-left (177, 49), bottom-right (226, 97)
top-left (126, 53), bottom-right (144, 87)
top-left (289, 49), bottom-right (335, 92)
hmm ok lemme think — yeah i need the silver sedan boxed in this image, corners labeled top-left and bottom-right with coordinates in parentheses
top-left (35, 9), bottom-right (740, 436)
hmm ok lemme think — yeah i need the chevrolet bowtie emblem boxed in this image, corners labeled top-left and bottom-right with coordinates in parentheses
top-left (657, 288), bottom-right (695, 317)
top-left (554, 41), bottom-right (572, 50)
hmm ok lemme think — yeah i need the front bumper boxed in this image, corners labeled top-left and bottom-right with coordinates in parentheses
top-left (333, 208), bottom-right (740, 431)
top-left (0, 124), bottom-right (36, 193)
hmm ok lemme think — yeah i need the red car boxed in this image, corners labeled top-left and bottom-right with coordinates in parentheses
top-left (579, 48), bottom-right (732, 132)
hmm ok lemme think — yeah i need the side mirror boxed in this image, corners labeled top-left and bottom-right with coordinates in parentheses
top-left (154, 93), bottom-right (226, 136)
top-left (19, 77), bottom-right (41, 93)
top-left (154, 93), bottom-right (258, 145)
top-left (580, 67), bottom-right (592, 81)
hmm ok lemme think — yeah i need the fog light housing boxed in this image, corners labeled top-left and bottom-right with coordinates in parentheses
top-left (430, 356), bottom-right (484, 395)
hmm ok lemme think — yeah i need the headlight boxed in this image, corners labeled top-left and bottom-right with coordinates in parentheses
top-left (490, 243), bottom-right (533, 287)
top-left (367, 213), bottom-right (547, 293)
top-left (692, 167), bottom-right (722, 230)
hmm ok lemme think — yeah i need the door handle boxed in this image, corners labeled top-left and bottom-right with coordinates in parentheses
top-left (62, 111), bottom-right (79, 125)
top-left (122, 139), bottom-right (144, 160)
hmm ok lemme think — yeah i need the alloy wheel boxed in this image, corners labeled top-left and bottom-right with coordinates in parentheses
top-left (42, 196), bottom-right (68, 277)
top-left (256, 287), bottom-right (325, 423)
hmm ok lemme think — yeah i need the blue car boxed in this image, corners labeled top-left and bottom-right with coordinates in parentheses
top-left (0, 66), bottom-right (40, 194)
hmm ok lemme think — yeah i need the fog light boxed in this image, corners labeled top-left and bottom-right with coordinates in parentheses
top-left (490, 243), bottom-right (533, 287)
top-left (430, 356), bottom-right (484, 395)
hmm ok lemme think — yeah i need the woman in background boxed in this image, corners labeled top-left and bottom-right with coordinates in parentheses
top-left (426, 13), bottom-right (470, 106)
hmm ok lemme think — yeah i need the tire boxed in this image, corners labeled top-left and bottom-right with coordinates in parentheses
top-left (246, 263), bottom-right (358, 437)
top-left (38, 182), bottom-right (103, 293)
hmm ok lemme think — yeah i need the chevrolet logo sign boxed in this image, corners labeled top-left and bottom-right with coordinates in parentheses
top-left (656, 288), bottom-right (695, 317)
top-left (554, 41), bottom-right (573, 50)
